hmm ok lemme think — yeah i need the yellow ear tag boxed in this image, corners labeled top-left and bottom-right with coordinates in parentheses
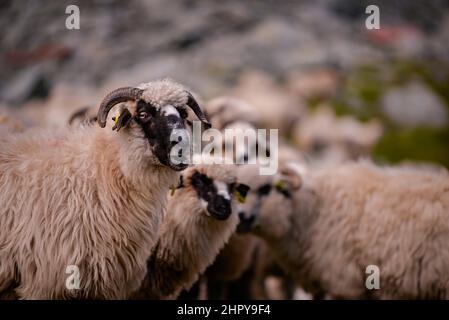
top-left (275, 180), bottom-right (286, 192)
top-left (170, 186), bottom-right (176, 196)
top-left (114, 111), bottom-right (120, 125)
top-left (235, 190), bottom-right (246, 204)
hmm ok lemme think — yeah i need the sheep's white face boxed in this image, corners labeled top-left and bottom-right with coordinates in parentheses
top-left (180, 170), bottom-right (250, 220)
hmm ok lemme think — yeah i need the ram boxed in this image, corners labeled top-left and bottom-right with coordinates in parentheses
top-left (0, 78), bottom-right (210, 299)
top-left (134, 160), bottom-right (250, 299)
top-left (238, 161), bottom-right (449, 299)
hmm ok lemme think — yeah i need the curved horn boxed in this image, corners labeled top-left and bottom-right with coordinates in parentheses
top-left (185, 91), bottom-right (211, 129)
top-left (97, 87), bottom-right (143, 128)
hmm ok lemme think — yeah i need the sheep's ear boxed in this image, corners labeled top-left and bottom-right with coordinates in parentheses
top-left (185, 91), bottom-right (211, 129)
top-left (111, 108), bottom-right (132, 132)
top-left (232, 183), bottom-right (250, 203)
top-left (177, 175), bottom-right (184, 188)
top-left (236, 183), bottom-right (250, 197)
top-left (68, 106), bottom-right (90, 125)
top-left (278, 165), bottom-right (302, 191)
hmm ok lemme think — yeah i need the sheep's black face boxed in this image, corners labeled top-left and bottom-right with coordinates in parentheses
top-left (189, 171), bottom-right (249, 221)
top-left (135, 100), bottom-right (189, 171)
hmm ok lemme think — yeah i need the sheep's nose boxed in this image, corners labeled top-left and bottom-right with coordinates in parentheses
top-left (207, 196), bottom-right (232, 220)
top-left (237, 211), bottom-right (256, 233)
top-left (214, 198), bottom-right (231, 214)
top-left (170, 140), bottom-right (179, 148)
top-left (166, 131), bottom-right (188, 170)
top-left (169, 135), bottom-right (186, 158)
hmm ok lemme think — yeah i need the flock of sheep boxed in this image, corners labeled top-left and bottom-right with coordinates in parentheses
top-left (0, 72), bottom-right (448, 300)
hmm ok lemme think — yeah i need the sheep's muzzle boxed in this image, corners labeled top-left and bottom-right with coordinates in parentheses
top-left (207, 195), bottom-right (232, 220)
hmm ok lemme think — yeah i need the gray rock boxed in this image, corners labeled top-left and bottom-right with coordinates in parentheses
top-left (382, 80), bottom-right (448, 128)
top-left (1, 65), bottom-right (50, 105)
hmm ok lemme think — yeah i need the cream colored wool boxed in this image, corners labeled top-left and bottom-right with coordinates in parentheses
top-left (0, 126), bottom-right (179, 299)
top-left (239, 161), bottom-right (449, 299)
top-left (206, 234), bottom-right (258, 284)
top-left (0, 79), bottom-right (197, 299)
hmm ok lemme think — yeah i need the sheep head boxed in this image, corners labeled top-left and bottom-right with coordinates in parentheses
top-left (236, 163), bottom-right (301, 237)
top-left (175, 164), bottom-right (250, 220)
top-left (97, 79), bottom-right (211, 171)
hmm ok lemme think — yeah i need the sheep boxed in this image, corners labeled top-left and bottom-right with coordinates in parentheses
top-left (293, 106), bottom-right (383, 167)
top-left (200, 145), bottom-right (304, 300)
top-left (19, 84), bottom-right (101, 128)
top-left (133, 160), bottom-right (250, 299)
top-left (252, 240), bottom-right (297, 300)
top-left (201, 96), bottom-right (260, 164)
top-left (286, 67), bottom-right (341, 100)
top-left (202, 233), bottom-right (260, 299)
top-left (204, 95), bottom-right (299, 167)
top-left (204, 233), bottom-right (295, 300)
top-left (204, 96), bottom-right (262, 131)
top-left (237, 161), bottom-right (449, 299)
top-left (231, 70), bottom-right (304, 137)
top-left (0, 78), bottom-right (211, 299)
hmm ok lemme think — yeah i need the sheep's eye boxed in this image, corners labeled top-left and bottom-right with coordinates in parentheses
top-left (311, 139), bottom-right (327, 153)
top-left (139, 111), bottom-right (148, 119)
top-left (257, 184), bottom-right (272, 196)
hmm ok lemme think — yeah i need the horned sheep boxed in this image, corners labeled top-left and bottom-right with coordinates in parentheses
top-left (0, 78), bottom-right (211, 299)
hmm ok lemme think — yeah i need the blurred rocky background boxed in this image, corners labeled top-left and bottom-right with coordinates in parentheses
top-left (1, 0), bottom-right (449, 167)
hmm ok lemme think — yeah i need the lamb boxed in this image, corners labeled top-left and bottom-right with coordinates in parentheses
top-left (0, 78), bottom-right (211, 299)
top-left (200, 145), bottom-right (304, 300)
top-left (134, 160), bottom-right (250, 299)
top-left (237, 161), bottom-right (449, 299)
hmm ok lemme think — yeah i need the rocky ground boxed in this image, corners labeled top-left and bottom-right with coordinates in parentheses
top-left (1, 0), bottom-right (448, 166)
